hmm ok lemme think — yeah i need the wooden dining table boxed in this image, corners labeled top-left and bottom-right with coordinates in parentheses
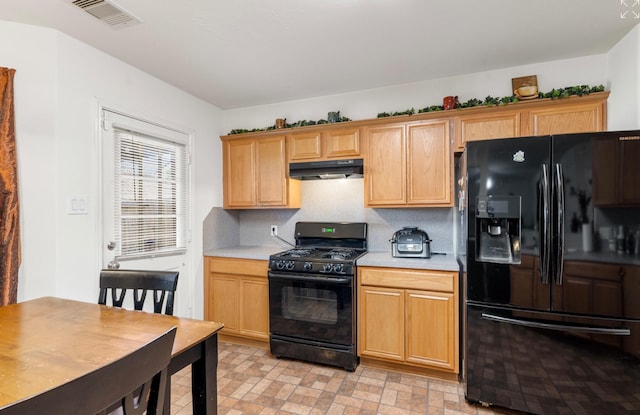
top-left (0, 296), bottom-right (224, 414)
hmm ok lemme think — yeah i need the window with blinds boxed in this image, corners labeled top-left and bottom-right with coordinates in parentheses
top-left (113, 128), bottom-right (188, 259)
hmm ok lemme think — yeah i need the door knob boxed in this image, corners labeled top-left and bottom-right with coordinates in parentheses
top-left (107, 241), bottom-right (116, 251)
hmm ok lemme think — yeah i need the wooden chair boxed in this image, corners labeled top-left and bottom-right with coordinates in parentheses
top-left (1, 326), bottom-right (177, 415)
top-left (98, 269), bottom-right (179, 315)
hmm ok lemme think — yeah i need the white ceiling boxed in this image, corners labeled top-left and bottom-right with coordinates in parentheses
top-left (2, 0), bottom-right (638, 109)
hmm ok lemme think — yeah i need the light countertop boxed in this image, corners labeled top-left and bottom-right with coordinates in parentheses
top-left (204, 246), bottom-right (460, 272)
top-left (204, 245), bottom-right (640, 269)
top-left (203, 246), bottom-right (284, 261)
top-left (357, 251), bottom-right (459, 271)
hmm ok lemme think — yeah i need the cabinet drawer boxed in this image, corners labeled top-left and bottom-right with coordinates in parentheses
top-left (207, 257), bottom-right (268, 277)
top-left (359, 267), bottom-right (455, 292)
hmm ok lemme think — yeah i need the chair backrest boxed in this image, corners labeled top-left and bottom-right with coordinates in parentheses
top-left (1, 326), bottom-right (177, 415)
top-left (98, 269), bottom-right (179, 315)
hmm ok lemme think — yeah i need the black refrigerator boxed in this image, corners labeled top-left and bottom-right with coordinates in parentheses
top-left (461, 130), bottom-right (640, 414)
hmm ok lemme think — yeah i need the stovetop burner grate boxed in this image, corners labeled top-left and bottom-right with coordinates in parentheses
top-left (282, 248), bottom-right (316, 258)
top-left (273, 247), bottom-right (366, 262)
top-left (320, 248), bottom-right (362, 261)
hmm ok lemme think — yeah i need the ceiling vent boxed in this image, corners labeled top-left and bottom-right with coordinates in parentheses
top-left (71, 0), bottom-right (142, 29)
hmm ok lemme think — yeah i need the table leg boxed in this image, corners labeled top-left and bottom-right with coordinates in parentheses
top-left (191, 335), bottom-right (218, 415)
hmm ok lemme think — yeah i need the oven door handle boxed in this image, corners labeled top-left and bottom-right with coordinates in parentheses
top-left (268, 273), bottom-right (352, 284)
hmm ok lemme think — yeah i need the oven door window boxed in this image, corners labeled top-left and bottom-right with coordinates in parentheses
top-left (283, 285), bottom-right (338, 324)
top-left (269, 274), bottom-right (354, 346)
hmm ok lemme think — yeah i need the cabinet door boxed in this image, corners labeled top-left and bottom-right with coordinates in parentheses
top-left (406, 120), bottom-right (452, 206)
top-left (205, 257), bottom-right (269, 341)
top-left (592, 137), bottom-right (618, 206)
top-left (223, 138), bottom-right (256, 208)
top-left (364, 124), bottom-right (406, 206)
top-left (454, 110), bottom-right (521, 151)
top-left (509, 255), bottom-right (536, 308)
top-left (561, 262), bottom-right (623, 319)
top-left (256, 135), bottom-right (288, 206)
top-left (289, 132), bottom-right (322, 161)
top-left (620, 140), bottom-right (640, 205)
top-left (593, 137), bottom-right (640, 206)
top-left (406, 290), bottom-right (457, 371)
top-left (239, 278), bottom-right (269, 339)
top-left (527, 101), bottom-right (604, 136)
top-left (358, 286), bottom-right (405, 361)
top-left (210, 275), bottom-right (240, 334)
top-left (325, 127), bottom-right (361, 158)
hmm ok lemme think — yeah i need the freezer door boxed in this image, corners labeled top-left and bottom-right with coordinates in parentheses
top-left (551, 131), bottom-right (640, 319)
top-left (466, 137), bottom-right (551, 310)
top-left (465, 305), bottom-right (640, 414)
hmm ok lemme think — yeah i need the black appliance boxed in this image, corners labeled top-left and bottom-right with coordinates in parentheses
top-left (268, 221), bottom-right (367, 371)
top-left (288, 159), bottom-right (364, 180)
top-left (461, 131), bottom-right (640, 414)
top-left (391, 226), bottom-right (431, 258)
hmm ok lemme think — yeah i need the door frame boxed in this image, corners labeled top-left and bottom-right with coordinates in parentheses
top-left (93, 99), bottom-right (195, 317)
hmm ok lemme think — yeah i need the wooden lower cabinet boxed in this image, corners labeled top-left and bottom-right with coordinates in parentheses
top-left (358, 266), bottom-right (459, 374)
top-left (204, 256), bottom-right (269, 341)
top-left (359, 285), bottom-right (405, 361)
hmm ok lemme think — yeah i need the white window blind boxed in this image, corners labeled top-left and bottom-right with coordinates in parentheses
top-left (113, 128), bottom-right (188, 259)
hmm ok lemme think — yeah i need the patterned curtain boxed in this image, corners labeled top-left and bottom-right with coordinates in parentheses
top-left (0, 67), bottom-right (20, 306)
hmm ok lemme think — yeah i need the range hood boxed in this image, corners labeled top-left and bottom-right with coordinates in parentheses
top-left (289, 159), bottom-right (364, 180)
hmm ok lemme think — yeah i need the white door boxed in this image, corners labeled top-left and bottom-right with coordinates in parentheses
top-left (101, 109), bottom-right (191, 316)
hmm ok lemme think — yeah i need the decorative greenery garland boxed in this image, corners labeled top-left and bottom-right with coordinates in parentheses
top-left (228, 84), bottom-right (606, 135)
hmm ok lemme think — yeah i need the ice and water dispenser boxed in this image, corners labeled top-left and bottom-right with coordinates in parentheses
top-left (476, 195), bottom-right (521, 264)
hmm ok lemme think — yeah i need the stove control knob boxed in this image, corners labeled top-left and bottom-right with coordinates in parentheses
top-left (285, 261), bottom-right (295, 270)
top-left (333, 263), bottom-right (344, 274)
top-left (322, 263), bottom-right (333, 273)
top-left (275, 260), bottom-right (285, 270)
top-left (303, 262), bottom-right (312, 271)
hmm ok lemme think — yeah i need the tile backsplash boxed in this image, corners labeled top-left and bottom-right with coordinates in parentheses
top-left (204, 178), bottom-right (455, 254)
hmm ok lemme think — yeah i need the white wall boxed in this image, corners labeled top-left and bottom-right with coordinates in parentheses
top-left (222, 55), bottom-right (609, 134)
top-left (607, 25), bottom-right (640, 130)
top-left (1, 20), bottom-right (223, 319)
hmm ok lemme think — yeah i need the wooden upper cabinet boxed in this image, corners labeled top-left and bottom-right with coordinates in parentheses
top-left (527, 99), bottom-right (605, 136)
top-left (365, 120), bottom-right (452, 207)
top-left (407, 121), bottom-right (452, 206)
top-left (223, 137), bottom-right (256, 207)
top-left (222, 134), bottom-right (300, 209)
top-left (325, 127), bottom-right (361, 158)
top-left (453, 110), bottom-right (521, 151)
top-left (453, 92), bottom-right (608, 152)
top-left (365, 124), bottom-right (407, 206)
top-left (256, 136), bottom-right (289, 206)
top-left (288, 127), bottom-right (361, 162)
top-left (288, 131), bottom-right (322, 160)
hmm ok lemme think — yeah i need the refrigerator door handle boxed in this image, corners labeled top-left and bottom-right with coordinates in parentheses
top-left (554, 163), bottom-right (565, 285)
top-left (539, 164), bottom-right (550, 285)
top-left (481, 312), bottom-right (631, 336)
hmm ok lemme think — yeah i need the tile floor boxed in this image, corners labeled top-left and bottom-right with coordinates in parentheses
top-left (169, 341), bottom-right (518, 415)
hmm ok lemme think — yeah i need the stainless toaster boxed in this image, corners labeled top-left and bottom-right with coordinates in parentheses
top-left (391, 226), bottom-right (431, 258)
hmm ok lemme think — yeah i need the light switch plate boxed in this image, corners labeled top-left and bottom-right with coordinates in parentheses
top-left (67, 195), bottom-right (88, 215)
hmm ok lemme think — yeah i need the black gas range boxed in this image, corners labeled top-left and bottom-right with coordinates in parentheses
top-left (269, 246), bottom-right (367, 275)
top-left (268, 222), bottom-right (367, 371)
